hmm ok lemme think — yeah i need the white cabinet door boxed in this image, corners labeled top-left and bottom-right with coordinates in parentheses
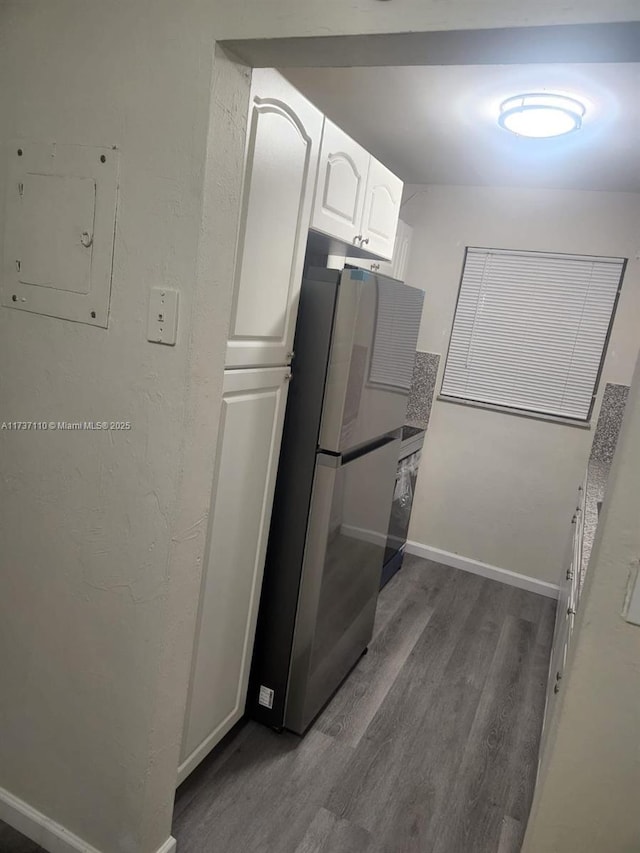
top-left (344, 219), bottom-right (413, 281)
top-left (361, 157), bottom-right (403, 261)
top-left (392, 220), bottom-right (413, 281)
top-left (178, 366), bottom-right (290, 783)
top-left (311, 119), bottom-right (370, 249)
top-left (539, 496), bottom-right (581, 771)
top-left (226, 70), bottom-right (323, 369)
top-left (342, 255), bottom-right (392, 276)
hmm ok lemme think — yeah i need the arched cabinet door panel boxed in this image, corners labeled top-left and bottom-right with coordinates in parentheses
top-left (226, 69), bottom-right (323, 369)
top-left (311, 119), bottom-right (370, 248)
top-left (361, 156), bottom-right (403, 262)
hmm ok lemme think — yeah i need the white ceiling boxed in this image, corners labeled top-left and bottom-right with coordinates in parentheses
top-left (282, 63), bottom-right (640, 192)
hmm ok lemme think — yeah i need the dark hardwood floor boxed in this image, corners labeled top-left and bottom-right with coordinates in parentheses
top-left (0, 557), bottom-right (555, 853)
top-left (173, 557), bottom-right (555, 853)
top-left (0, 822), bottom-right (42, 853)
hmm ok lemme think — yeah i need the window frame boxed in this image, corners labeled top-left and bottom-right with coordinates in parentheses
top-left (438, 246), bottom-right (626, 426)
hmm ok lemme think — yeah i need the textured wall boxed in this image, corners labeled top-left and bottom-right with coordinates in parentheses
top-left (0, 4), bottom-right (250, 851)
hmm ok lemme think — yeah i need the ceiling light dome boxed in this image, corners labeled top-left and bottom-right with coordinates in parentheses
top-left (499, 93), bottom-right (586, 138)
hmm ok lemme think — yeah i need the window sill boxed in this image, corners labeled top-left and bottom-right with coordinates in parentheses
top-left (437, 394), bottom-right (593, 430)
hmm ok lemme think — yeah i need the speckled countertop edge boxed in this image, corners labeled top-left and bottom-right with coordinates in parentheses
top-left (405, 351), bottom-right (440, 432)
top-left (580, 384), bottom-right (630, 584)
top-left (581, 459), bottom-right (610, 586)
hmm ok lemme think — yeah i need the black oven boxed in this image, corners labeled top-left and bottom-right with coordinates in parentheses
top-left (380, 426), bottom-right (425, 589)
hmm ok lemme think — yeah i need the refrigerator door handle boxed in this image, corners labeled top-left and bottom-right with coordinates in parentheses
top-left (317, 432), bottom-right (400, 469)
top-left (341, 432), bottom-right (400, 466)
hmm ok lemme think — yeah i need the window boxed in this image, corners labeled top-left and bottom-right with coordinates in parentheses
top-left (441, 248), bottom-right (625, 422)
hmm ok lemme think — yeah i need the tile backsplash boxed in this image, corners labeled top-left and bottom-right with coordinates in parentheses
top-left (406, 351), bottom-right (440, 430)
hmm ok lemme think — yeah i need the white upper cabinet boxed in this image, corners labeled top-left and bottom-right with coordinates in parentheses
top-left (311, 119), bottom-right (370, 248)
top-left (226, 69), bottom-right (323, 369)
top-left (311, 120), bottom-right (404, 262)
top-left (391, 219), bottom-right (413, 281)
top-left (345, 219), bottom-right (414, 281)
top-left (361, 157), bottom-right (403, 261)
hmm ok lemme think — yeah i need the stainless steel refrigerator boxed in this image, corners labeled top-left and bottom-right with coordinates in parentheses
top-left (248, 267), bottom-right (424, 734)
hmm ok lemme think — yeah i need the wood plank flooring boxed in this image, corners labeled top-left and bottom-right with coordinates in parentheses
top-left (0, 557), bottom-right (555, 853)
top-left (173, 557), bottom-right (555, 853)
top-left (0, 822), bottom-right (42, 853)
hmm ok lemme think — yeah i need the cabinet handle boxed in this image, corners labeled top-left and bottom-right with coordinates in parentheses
top-left (554, 683), bottom-right (561, 694)
top-left (566, 570), bottom-right (574, 581)
top-left (354, 235), bottom-right (363, 245)
top-left (567, 607), bottom-right (576, 616)
top-left (556, 671), bottom-right (562, 681)
top-left (361, 236), bottom-right (370, 245)
top-left (371, 263), bottom-right (380, 271)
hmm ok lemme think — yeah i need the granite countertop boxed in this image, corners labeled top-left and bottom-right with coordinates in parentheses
top-left (405, 352), bottom-right (440, 432)
top-left (581, 457), bottom-right (611, 586)
top-left (580, 383), bottom-right (629, 585)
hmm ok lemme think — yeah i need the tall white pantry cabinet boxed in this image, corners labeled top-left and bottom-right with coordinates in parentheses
top-left (178, 70), bottom-right (323, 783)
top-left (179, 69), bottom-right (406, 783)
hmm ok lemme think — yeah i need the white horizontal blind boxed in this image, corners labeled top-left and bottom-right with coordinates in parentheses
top-left (441, 248), bottom-right (624, 420)
top-left (369, 279), bottom-right (424, 390)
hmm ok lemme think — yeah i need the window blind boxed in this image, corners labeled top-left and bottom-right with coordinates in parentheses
top-left (369, 278), bottom-right (424, 390)
top-left (441, 248), bottom-right (624, 421)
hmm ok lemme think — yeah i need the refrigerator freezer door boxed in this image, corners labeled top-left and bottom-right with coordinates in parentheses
top-left (285, 436), bottom-right (400, 734)
top-left (319, 270), bottom-right (424, 454)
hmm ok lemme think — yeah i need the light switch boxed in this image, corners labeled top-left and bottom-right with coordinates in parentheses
top-left (625, 565), bottom-right (640, 627)
top-left (147, 287), bottom-right (179, 345)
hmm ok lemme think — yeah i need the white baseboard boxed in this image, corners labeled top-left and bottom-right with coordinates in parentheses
top-left (0, 783), bottom-right (176, 853)
top-left (405, 541), bottom-right (560, 599)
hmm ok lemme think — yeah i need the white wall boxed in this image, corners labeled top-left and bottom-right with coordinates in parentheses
top-left (523, 350), bottom-right (640, 852)
top-left (1, 2), bottom-right (638, 852)
top-left (0, 4), bottom-right (250, 852)
top-left (403, 185), bottom-right (640, 584)
top-left (212, 0), bottom-right (639, 40)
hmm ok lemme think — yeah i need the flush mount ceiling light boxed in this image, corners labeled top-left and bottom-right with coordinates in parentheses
top-left (498, 93), bottom-right (586, 138)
